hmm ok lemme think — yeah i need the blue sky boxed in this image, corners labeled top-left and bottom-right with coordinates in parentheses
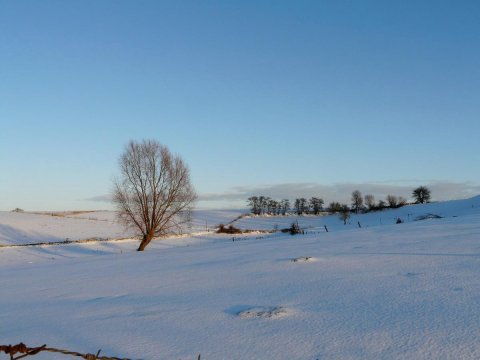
top-left (1, 1), bottom-right (479, 210)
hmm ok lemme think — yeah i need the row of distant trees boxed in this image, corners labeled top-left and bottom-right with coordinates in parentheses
top-left (247, 186), bottom-right (431, 216)
top-left (247, 196), bottom-right (290, 215)
top-left (247, 196), bottom-right (325, 215)
top-left (350, 190), bottom-right (409, 214)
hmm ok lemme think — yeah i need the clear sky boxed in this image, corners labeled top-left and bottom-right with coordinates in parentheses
top-left (1, 0), bottom-right (479, 210)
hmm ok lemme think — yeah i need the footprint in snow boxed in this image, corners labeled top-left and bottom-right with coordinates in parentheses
top-left (237, 306), bottom-right (293, 319)
top-left (291, 256), bottom-right (316, 263)
top-left (404, 272), bottom-right (424, 278)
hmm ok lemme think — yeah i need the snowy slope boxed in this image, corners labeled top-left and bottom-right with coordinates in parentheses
top-left (0, 209), bottom-right (244, 246)
top-left (1, 198), bottom-right (480, 359)
top-left (0, 211), bottom-right (131, 245)
top-left (233, 195), bottom-right (480, 232)
top-left (68, 209), bottom-right (245, 231)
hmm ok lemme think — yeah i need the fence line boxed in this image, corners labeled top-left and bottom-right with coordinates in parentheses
top-left (0, 343), bottom-right (131, 360)
top-left (0, 237), bottom-right (135, 249)
top-left (0, 343), bottom-right (201, 360)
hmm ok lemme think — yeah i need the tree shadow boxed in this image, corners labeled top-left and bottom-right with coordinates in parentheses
top-left (0, 224), bottom-right (131, 257)
top-left (0, 224), bottom-right (64, 245)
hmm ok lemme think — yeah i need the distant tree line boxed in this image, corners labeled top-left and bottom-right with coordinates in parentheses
top-left (247, 196), bottom-right (291, 215)
top-left (247, 196), bottom-right (325, 216)
top-left (247, 186), bottom-right (431, 217)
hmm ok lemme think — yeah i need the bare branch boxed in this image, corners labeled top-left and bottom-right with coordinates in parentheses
top-left (112, 140), bottom-right (197, 251)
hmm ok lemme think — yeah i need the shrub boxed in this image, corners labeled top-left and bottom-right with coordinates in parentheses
top-left (282, 221), bottom-right (302, 235)
top-left (338, 205), bottom-right (350, 225)
top-left (386, 195), bottom-right (398, 208)
top-left (217, 224), bottom-right (243, 234)
top-left (377, 200), bottom-right (386, 210)
top-left (398, 196), bottom-right (408, 207)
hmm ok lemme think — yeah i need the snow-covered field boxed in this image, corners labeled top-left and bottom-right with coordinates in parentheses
top-left (0, 209), bottom-right (244, 246)
top-left (234, 196), bottom-right (480, 232)
top-left (0, 211), bottom-right (131, 246)
top-left (2, 198), bottom-right (480, 359)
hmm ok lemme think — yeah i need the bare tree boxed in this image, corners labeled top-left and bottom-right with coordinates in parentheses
top-left (113, 140), bottom-right (197, 251)
top-left (280, 199), bottom-right (290, 215)
top-left (268, 199), bottom-right (279, 215)
top-left (294, 198), bottom-right (307, 215)
top-left (386, 194), bottom-right (398, 208)
top-left (364, 194), bottom-right (376, 211)
top-left (309, 197), bottom-right (324, 215)
top-left (412, 186), bottom-right (431, 204)
top-left (258, 196), bottom-right (270, 215)
top-left (247, 196), bottom-right (260, 215)
top-left (327, 201), bottom-right (342, 213)
top-left (351, 190), bottom-right (363, 214)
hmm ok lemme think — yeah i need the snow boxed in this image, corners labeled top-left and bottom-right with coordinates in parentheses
top-left (234, 196), bottom-right (480, 232)
top-left (0, 211), bottom-right (130, 246)
top-left (1, 199), bottom-right (480, 359)
top-left (0, 209), bottom-right (244, 246)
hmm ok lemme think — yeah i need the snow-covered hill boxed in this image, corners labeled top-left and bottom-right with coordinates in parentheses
top-left (0, 209), bottom-right (244, 246)
top-left (233, 195), bottom-right (480, 232)
top-left (1, 197), bottom-right (480, 359)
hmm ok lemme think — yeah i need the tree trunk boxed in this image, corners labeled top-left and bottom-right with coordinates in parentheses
top-left (137, 232), bottom-right (154, 251)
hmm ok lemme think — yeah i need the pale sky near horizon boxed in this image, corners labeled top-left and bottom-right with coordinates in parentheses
top-left (1, 1), bottom-right (480, 211)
